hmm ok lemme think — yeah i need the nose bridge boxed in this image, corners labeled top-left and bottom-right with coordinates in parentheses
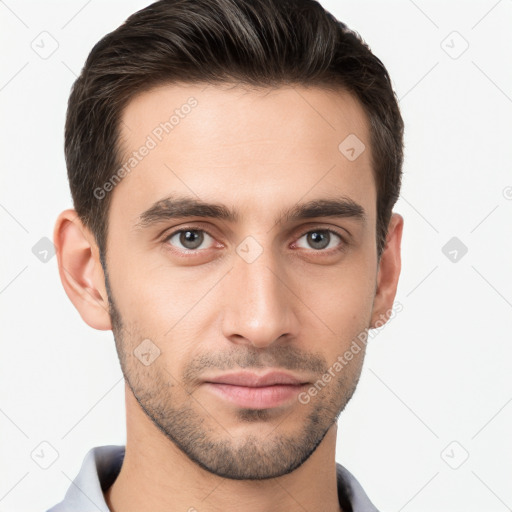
top-left (221, 238), bottom-right (296, 348)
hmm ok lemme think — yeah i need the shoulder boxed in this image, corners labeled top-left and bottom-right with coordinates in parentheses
top-left (336, 462), bottom-right (381, 512)
top-left (45, 445), bottom-right (125, 512)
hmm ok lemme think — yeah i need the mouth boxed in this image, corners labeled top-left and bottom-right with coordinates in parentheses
top-left (202, 371), bottom-right (310, 409)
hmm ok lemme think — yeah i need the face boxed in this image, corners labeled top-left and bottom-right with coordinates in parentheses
top-left (104, 83), bottom-right (380, 479)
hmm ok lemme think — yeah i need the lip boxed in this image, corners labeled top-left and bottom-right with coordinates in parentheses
top-left (204, 371), bottom-right (307, 387)
top-left (203, 371), bottom-right (309, 409)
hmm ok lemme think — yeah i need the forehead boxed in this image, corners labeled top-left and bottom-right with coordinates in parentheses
top-left (111, 82), bottom-right (375, 229)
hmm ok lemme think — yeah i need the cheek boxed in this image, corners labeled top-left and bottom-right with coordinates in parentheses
top-left (301, 257), bottom-right (375, 318)
top-left (300, 267), bottom-right (375, 363)
top-left (106, 242), bottom-right (186, 319)
top-left (108, 256), bottom-right (223, 365)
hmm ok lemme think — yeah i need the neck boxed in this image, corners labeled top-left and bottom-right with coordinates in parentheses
top-left (105, 387), bottom-right (343, 512)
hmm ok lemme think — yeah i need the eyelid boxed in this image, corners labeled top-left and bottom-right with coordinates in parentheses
top-left (295, 225), bottom-right (347, 243)
top-left (161, 223), bottom-right (349, 254)
top-left (161, 225), bottom-right (219, 252)
top-left (292, 227), bottom-right (347, 253)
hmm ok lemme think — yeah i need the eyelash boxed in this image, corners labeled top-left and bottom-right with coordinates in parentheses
top-left (161, 225), bottom-right (348, 257)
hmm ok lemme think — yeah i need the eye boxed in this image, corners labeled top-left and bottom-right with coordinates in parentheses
top-left (164, 229), bottom-right (216, 251)
top-left (294, 229), bottom-right (344, 252)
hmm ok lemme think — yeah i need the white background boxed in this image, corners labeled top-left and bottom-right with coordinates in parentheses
top-left (1, 0), bottom-right (511, 511)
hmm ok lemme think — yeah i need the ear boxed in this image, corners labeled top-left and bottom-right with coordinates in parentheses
top-left (370, 213), bottom-right (403, 328)
top-left (53, 209), bottom-right (112, 330)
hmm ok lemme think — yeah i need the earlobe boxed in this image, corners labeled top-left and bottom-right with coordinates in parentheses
top-left (53, 209), bottom-right (112, 331)
top-left (370, 213), bottom-right (404, 329)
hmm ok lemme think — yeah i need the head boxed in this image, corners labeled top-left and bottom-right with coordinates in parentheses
top-left (55, 0), bottom-right (404, 480)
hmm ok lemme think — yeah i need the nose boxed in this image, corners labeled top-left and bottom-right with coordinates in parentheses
top-left (221, 245), bottom-right (299, 349)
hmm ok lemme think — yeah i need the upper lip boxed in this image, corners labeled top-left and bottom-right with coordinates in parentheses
top-left (204, 371), bottom-right (308, 387)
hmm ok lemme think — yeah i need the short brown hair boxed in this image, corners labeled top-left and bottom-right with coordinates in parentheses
top-left (65, 0), bottom-right (403, 262)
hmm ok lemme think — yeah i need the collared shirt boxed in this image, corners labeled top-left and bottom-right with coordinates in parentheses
top-left (46, 445), bottom-right (380, 512)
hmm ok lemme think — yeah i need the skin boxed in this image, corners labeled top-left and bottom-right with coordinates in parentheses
top-left (54, 83), bottom-right (403, 512)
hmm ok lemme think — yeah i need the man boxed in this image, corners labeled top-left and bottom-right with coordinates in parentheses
top-left (49, 0), bottom-right (404, 510)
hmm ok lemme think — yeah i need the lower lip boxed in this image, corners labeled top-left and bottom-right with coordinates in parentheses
top-left (203, 383), bottom-right (307, 409)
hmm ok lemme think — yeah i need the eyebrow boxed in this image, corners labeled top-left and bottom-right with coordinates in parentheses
top-left (134, 194), bottom-right (367, 230)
